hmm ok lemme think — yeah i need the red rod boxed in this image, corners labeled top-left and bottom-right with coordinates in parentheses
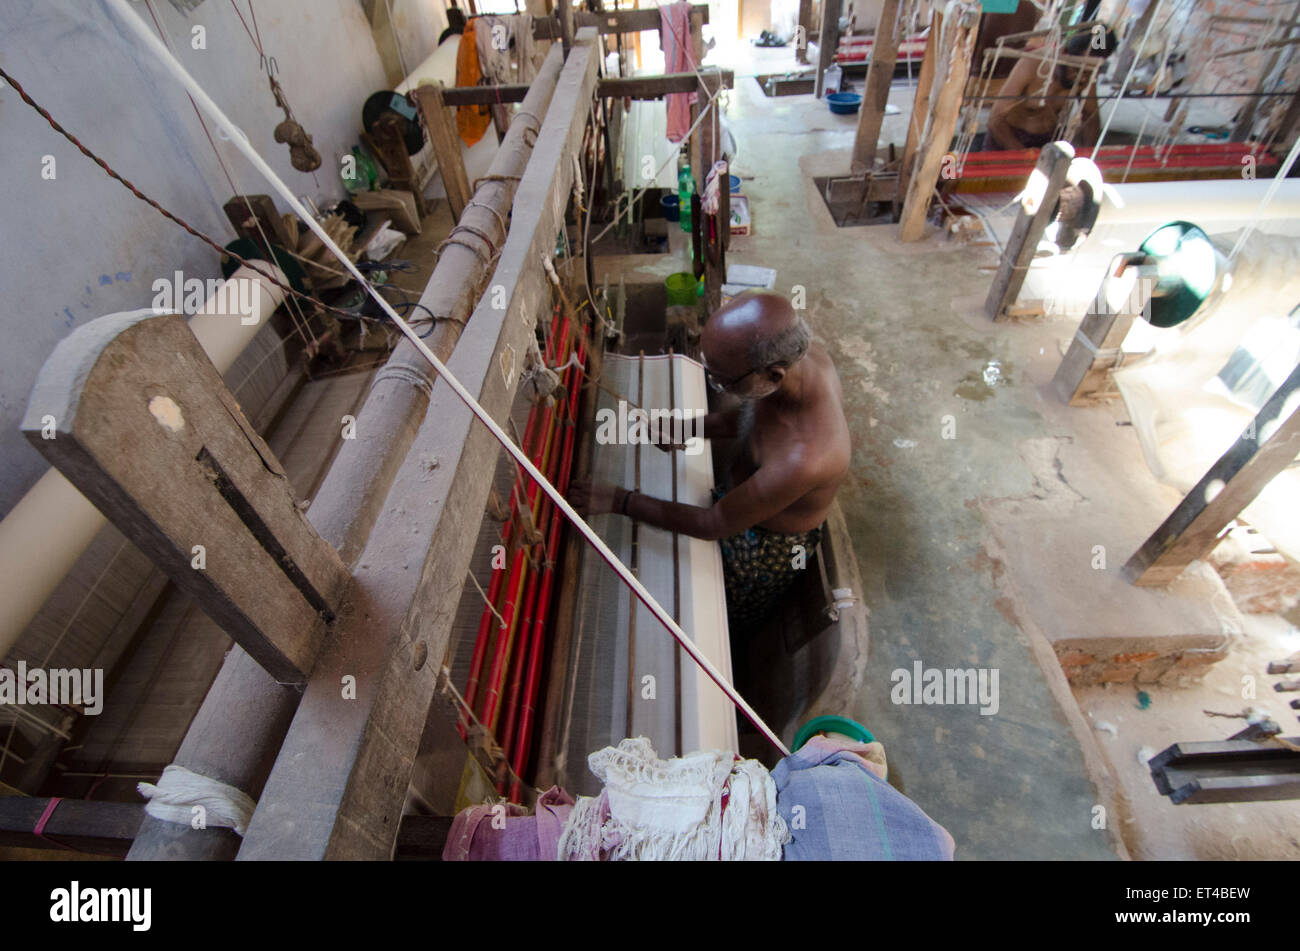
top-left (479, 309), bottom-right (571, 731)
top-left (461, 306), bottom-right (561, 731)
top-left (497, 324), bottom-right (576, 761)
top-left (509, 338), bottom-right (586, 800)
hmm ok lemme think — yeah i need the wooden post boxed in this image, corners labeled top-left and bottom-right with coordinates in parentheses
top-left (814, 0), bottom-right (842, 98)
top-left (1051, 265), bottom-right (1152, 405)
top-left (410, 82), bottom-right (473, 220)
top-left (898, 9), bottom-right (940, 201)
top-left (697, 71), bottom-right (725, 313)
top-left (984, 142), bottom-right (1074, 320)
top-left (21, 312), bottom-right (349, 685)
top-left (558, 0), bottom-right (574, 52)
top-left (235, 29), bottom-right (601, 861)
top-left (796, 0), bottom-right (813, 65)
top-left (899, 8), bottom-right (981, 242)
top-left (1124, 362), bottom-right (1300, 587)
top-left (851, 0), bottom-right (902, 174)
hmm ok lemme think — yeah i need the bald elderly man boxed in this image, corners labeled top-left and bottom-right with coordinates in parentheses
top-left (570, 292), bottom-right (850, 631)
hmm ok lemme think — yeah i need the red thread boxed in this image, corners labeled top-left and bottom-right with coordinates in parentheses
top-left (33, 797), bottom-right (62, 839)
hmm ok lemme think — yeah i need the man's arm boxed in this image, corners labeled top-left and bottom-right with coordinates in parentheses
top-left (702, 405), bottom-right (741, 440)
top-left (571, 455), bottom-right (811, 541)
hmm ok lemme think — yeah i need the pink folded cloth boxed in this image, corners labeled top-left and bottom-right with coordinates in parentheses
top-left (661, 1), bottom-right (697, 143)
top-left (442, 786), bottom-right (576, 861)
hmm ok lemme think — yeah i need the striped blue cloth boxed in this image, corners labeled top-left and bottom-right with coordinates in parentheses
top-left (773, 738), bottom-right (955, 861)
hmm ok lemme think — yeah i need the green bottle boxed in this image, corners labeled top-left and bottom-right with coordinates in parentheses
top-left (677, 154), bottom-right (693, 235)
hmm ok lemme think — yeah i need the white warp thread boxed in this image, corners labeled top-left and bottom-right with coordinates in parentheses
top-left (137, 765), bottom-right (257, 836)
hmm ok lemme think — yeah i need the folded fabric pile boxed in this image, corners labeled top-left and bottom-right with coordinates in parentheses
top-left (772, 735), bottom-right (955, 860)
top-left (558, 737), bottom-right (788, 861)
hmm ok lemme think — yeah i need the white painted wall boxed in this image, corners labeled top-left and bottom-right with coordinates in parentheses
top-left (0, 0), bottom-right (390, 518)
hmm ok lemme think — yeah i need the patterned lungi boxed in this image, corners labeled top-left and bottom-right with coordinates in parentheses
top-left (719, 522), bottom-right (822, 632)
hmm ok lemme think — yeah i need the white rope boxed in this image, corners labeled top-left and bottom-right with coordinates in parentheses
top-left (137, 764), bottom-right (257, 836)
top-left (106, 0), bottom-right (791, 758)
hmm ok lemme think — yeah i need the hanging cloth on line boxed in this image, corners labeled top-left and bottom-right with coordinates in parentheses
top-left (456, 20), bottom-right (492, 148)
top-left (661, 1), bottom-right (697, 144)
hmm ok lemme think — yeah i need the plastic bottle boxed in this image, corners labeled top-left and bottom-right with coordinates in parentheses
top-left (677, 150), bottom-right (693, 234)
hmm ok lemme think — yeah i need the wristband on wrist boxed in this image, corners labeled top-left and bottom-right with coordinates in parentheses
top-left (621, 489), bottom-right (635, 516)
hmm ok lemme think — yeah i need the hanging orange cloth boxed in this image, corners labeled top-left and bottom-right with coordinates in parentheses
top-left (456, 18), bottom-right (492, 148)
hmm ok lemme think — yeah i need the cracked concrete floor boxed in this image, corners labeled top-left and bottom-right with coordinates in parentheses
top-left (720, 76), bottom-right (1125, 859)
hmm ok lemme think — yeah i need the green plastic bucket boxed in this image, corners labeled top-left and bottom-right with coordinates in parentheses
top-left (665, 272), bottom-right (699, 307)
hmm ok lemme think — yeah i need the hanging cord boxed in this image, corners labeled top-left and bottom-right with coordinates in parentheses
top-left (144, 1), bottom-right (318, 346)
top-left (0, 65), bottom-right (361, 325)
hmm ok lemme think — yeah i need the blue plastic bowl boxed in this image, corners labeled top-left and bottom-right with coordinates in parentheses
top-left (728, 174), bottom-right (741, 194)
top-left (827, 92), bottom-right (862, 115)
top-left (660, 194), bottom-right (680, 222)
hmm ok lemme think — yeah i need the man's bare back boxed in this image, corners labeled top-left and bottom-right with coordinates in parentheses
top-left (726, 342), bottom-right (849, 533)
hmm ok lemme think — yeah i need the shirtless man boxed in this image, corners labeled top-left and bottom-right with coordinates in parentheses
top-left (569, 291), bottom-right (850, 631)
top-left (984, 27), bottom-right (1115, 151)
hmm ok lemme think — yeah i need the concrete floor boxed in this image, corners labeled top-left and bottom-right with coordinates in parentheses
top-left (601, 69), bottom-right (1129, 859)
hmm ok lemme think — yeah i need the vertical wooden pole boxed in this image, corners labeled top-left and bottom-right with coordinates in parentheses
top-left (814, 0), bottom-right (843, 98)
top-left (851, 0), bottom-right (902, 173)
top-left (984, 142), bottom-right (1074, 320)
top-left (411, 83), bottom-right (473, 220)
top-left (898, 8), bottom-right (980, 242)
top-left (796, 0), bottom-right (813, 65)
top-left (559, 0), bottom-right (574, 53)
top-left (1124, 363), bottom-right (1300, 587)
top-left (898, 9), bottom-right (940, 200)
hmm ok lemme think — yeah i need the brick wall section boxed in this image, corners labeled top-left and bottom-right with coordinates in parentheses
top-left (1057, 643), bottom-right (1230, 686)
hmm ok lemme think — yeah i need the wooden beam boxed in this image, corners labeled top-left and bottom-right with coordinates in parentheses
top-left (984, 142), bottom-right (1073, 320)
top-left (898, 10), bottom-right (940, 203)
top-left (22, 312), bottom-right (350, 685)
top-left (532, 4), bottom-right (708, 39)
top-left (851, 0), bottom-right (902, 173)
top-left (0, 797), bottom-right (143, 857)
top-left (437, 71), bottom-right (735, 108)
top-left (409, 83), bottom-right (473, 220)
top-left (234, 29), bottom-right (602, 861)
top-left (1124, 362), bottom-right (1300, 587)
top-left (899, 8), bottom-right (981, 242)
top-left (1051, 266), bottom-right (1152, 405)
top-left (814, 0), bottom-right (843, 98)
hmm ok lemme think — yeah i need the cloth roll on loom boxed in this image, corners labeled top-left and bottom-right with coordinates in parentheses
top-left (445, 348), bottom-right (738, 801)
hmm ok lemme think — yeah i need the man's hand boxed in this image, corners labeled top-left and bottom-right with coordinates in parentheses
top-left (568, 479), bottom-right (622, 516)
